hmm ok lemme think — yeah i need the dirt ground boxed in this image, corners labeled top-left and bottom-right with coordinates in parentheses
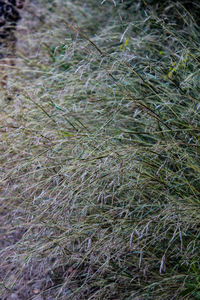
top-left (0, 2), bottom-right (66, 299)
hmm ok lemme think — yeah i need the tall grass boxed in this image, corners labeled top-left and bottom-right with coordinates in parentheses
top-left (0, 0), bottom-right (199, 299)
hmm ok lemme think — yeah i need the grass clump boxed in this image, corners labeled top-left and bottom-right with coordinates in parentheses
top-left (0, 0), bottom-right (200, 299)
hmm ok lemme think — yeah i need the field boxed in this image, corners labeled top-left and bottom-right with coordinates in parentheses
top-left (0, 0), bottom-right (200, 299)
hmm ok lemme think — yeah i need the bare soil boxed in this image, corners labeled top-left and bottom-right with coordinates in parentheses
top-left (0, 2), bottom-right (67, 299)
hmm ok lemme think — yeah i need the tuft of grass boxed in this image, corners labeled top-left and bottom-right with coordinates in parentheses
top-left (0, 0), bottom-right (199, 299)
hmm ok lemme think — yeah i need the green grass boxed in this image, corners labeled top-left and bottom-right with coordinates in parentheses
top-left (0, 0), bottom-right (200, 299)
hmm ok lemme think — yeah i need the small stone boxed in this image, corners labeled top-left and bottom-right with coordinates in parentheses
top-left (33, 288), bottom-right (40, 294)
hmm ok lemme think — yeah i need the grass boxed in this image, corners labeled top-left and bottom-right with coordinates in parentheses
top-left (0, 0), bottom-right (200, 299)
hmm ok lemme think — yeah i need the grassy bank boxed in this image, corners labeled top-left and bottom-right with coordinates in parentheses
top-left (0, 0), bottom-right (200, 299)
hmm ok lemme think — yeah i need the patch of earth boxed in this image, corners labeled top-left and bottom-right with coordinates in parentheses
top-left (0, 1), bottom-right (71, 299)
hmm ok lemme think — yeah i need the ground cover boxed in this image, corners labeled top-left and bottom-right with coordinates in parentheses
top-left (0, 0), bottom-right (199, 299)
